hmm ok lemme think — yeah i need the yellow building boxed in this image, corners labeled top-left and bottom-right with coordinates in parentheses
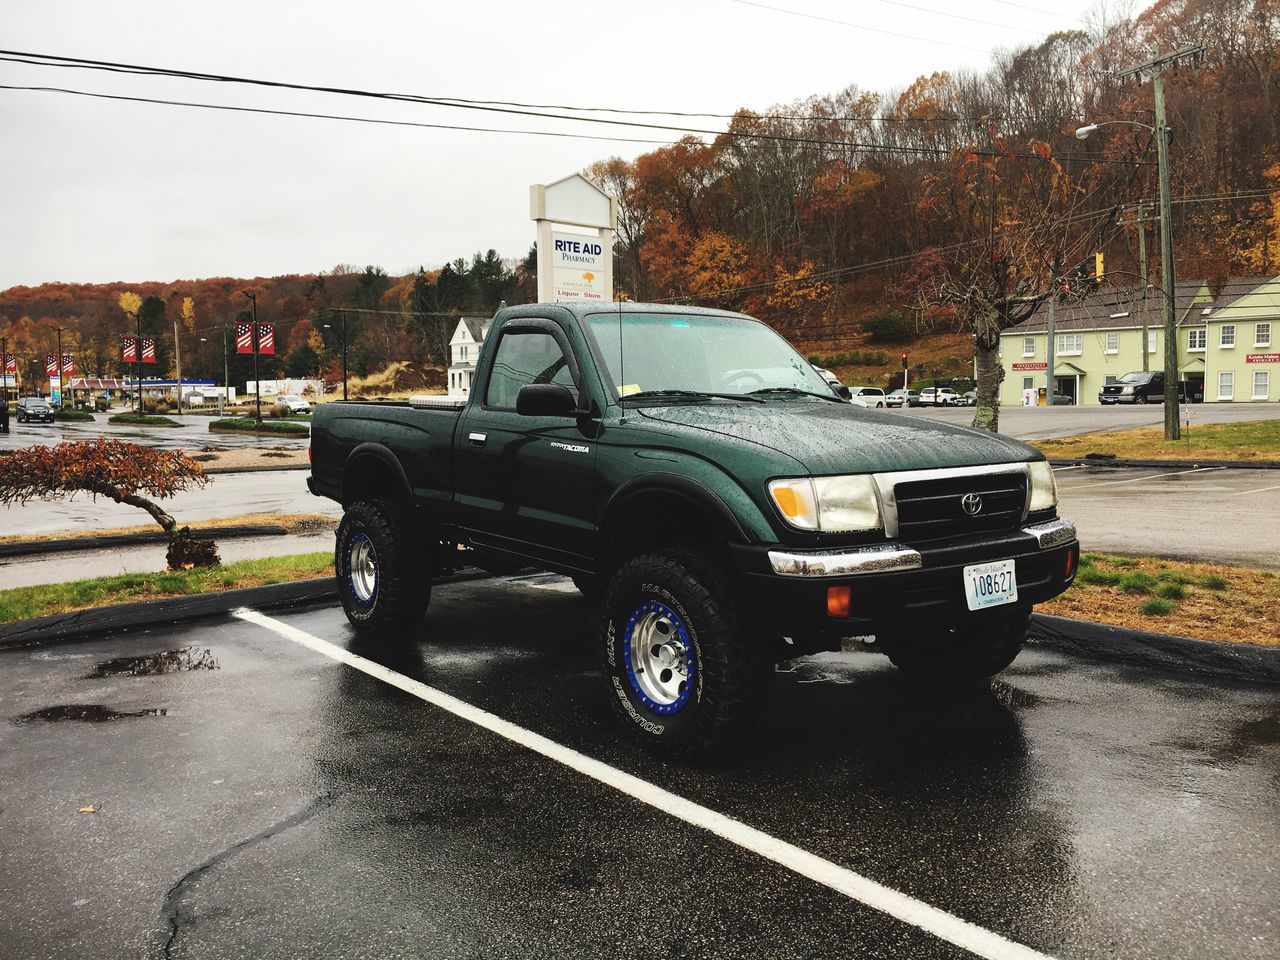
top-left (998, 277), bottom-right (1275, 405)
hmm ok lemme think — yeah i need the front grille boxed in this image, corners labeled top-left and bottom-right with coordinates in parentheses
top-left (893, 471), bottom-right (1027, 542)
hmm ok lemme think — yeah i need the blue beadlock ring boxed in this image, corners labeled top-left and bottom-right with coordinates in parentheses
top-left (622, 599), bottom-right (696, 715)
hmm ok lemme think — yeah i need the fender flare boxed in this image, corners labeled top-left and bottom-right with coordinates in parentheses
top-left (601, 474), bottom-right (750, 544)
top-left (341, 442), bottom-right (413, 504)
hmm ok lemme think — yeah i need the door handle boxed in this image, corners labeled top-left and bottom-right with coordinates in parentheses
top-left (468, 432), bottom-right (487, 447)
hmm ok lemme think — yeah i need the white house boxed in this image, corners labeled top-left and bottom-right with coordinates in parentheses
top-left (447, 317), bottom-right (491, 398)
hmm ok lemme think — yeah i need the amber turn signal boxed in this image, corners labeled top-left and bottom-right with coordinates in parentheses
top-left (1065, 546), bottom-right (1078, 580)
top-left (827, 585), bottom-right (851, 618)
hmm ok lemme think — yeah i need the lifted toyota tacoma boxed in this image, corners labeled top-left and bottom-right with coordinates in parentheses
top-left (308, 303), bottom-right (1078, 753)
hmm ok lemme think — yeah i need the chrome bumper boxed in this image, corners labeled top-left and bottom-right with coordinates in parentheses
top-left (766, 517), bottom-right (1077, 578)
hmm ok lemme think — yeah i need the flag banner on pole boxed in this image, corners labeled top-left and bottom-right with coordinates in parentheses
top-left (141, 338), bottom-right (157, 364)
top-left (256, 323), bottom-right (275, 355)
top-left (236, 322), bottom-right (254, 355)
top-left (121, 336), bottom-right (137, 362)
top-left (46, 355), bottom-right (57, 376)
top-left (4, 354), bottom-right (15, 373)
top-left (61, 354), bottom-right (74, 376)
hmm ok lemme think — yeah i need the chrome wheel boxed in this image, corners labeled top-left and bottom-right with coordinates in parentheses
top-left (348, 533), bottom-right (378, 606)
top-left (623, 600), bottom-right (696, 714)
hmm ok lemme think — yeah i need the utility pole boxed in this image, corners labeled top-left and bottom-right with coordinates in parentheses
top-left (1045, 257), bottom-right (1060, 408)
top-left (1115, 42), bottom-right (1205, 440)
top-left (0, 335), bottom-right (8, 403)
top-left (135, 309), bottom-right (144, 415)
top-left (172, 317), bottom-right (183, 415)
top-left (53, 325), bottom-right (64, 409)
top-left (222, 326), bottom-right (229, 415)
top-left (1119, 201), bottom-right (1155, 372)
top-left (243, 291), bottom-right (261, 423)
top-left (342, 308), bottom-right (349, 401)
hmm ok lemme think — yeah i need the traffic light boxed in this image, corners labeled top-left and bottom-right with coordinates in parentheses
top-left (901, 353), bottom-right (908, 370)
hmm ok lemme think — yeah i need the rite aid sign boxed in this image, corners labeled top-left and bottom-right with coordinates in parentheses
top-left (551, 232), bottom-right (608, 302)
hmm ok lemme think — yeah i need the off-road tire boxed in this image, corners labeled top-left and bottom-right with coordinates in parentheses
top-left (879, 605), bottom-right (1030, 681)
top-left (335, 498), bottom-right (431, 636)
top-left (600, 550), bottom-right (772, 756)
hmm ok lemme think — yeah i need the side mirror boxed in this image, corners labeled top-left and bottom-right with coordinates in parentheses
top-left (834, 384), bottom-right (852, 400)
top-left (516, 383), bottom-right (580, 417)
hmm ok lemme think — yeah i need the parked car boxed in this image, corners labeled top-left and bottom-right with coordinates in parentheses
top-left (16, 397), bottom-right (54, 423)
top-left (1098, 371), bottom-right (1167, 404)
top-left (309, 302), bottom-right (1078, 755)
top-left (918, 386), bottom-right (960, 407)
top-left (274, 394), bottom-right (312, 416)
top-left (848, 386), bottom-right (887, 408)
top-left (885, 389), bottom-right (920, 408)
top-left (1050, 392), bottom-right (1075, 405)
top-left (810, 366), bottom-right (854, 402)
top-left (960, 391), bottom-right (977, 406)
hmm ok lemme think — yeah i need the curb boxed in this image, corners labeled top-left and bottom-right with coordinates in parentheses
top-left (0, 567), bottom-right (500, 650)
top-left (0, 579), bottom-right (337, 650)
top-left (202, 463), bottom-right (310, 475)
top-left (1028, 613), bottom-right (1280, 684)
top-left (1048, 457), bottom-right (1280, 470)
top-left (0, 523), bottom-right (336, 559)
top-left (209, 424), bottom-right (310, 437)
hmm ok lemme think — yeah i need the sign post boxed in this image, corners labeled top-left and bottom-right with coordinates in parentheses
top-left (531, 174), bottom-right (617, 304)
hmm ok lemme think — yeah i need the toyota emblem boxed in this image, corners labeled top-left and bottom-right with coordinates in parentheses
top-left (961, 493), bottom-right (984, 516)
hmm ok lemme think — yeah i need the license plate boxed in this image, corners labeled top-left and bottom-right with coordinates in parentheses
top-left (963, 559), bottom-right (1018, 611)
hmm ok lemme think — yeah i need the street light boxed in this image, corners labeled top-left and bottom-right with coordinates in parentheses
top-left (321, 312), bottom-right (348, 400)
top-left (1076, 117), bottom-right (1180, 438)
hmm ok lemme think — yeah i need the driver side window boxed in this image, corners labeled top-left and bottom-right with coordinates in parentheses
top-left (485, 331), bottom-right (575, 409)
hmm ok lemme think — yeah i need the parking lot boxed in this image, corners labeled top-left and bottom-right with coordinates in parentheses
top-left (0, 413), bottom-right (310, 452)
top-left (1, 575), bottom-right (1276, 960)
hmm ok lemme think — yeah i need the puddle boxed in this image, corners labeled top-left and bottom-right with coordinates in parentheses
top-left (87, 646), bottom-right (219, 678)
top-left (14, 704), bottom-right (170, 723)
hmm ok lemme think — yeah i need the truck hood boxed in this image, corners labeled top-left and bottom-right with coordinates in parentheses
top-left (637, 401), bottom-right (1037, 475)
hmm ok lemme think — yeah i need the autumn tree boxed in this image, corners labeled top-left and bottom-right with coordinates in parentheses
top-left (904, 139), bottom-right (1094, 433)
top-left (0, 440), bottom-right (218, 569)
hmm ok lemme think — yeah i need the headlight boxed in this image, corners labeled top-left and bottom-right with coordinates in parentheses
top-left (768, 475), bottom-right (882, 532)
top-left (1028, 461), bottom-right (1058, 512)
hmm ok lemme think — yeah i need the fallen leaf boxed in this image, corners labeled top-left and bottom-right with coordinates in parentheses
top-left (78, 805), bottom-right (96, 814)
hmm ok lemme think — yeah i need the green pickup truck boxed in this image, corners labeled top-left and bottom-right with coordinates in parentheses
top-left (309, 302), bottom-right (1077, 753)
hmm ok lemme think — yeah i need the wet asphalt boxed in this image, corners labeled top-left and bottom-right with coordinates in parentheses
top-left (0, 414), bottom-right (309, 452)
top-left (1, 576), bottom-right (1276, 960)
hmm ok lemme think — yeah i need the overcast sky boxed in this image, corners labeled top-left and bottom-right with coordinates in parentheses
top-left (0, 0), bottom-right (1097, 290)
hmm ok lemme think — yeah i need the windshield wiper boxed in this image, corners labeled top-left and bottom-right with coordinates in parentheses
top-left (621, 389), bottom-right (764, 403)
top-left (747, 387), bottom-right (844, 403)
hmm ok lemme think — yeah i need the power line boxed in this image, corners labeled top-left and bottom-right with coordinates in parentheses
top-left (0, 52), bottom-right (1111, 126)
top-left (860, 0), bottom-right (1049, 36)
top-left (988, 0), bottom-right (1088, 25)
top-left (0, 55), bottom-right (1156, 166)
top-left (723, 0), bottom-right (988, 52)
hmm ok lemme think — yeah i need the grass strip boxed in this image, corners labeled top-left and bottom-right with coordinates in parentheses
top-left (210, 417), bottom-right (310, 434)
top-left (1045, 552), bottom-right (1279, 647)
top-left (108, 413), bottom-right (182, 427)
top-left (1034, 419), bottom-right (1280, 462)
top-left (53, 410), bottom-right (95, 422)
top-left (0, 552), bottom-right (334, 624)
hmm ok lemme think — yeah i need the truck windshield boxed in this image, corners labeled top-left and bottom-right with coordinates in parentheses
top-left (587, 312), bottom-right (834, 398)
top-left (1117, 372), bottom-right (1155, 383)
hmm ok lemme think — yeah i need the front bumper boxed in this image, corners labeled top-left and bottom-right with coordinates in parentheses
top-left (732, 518), bottom-right (1078, 637)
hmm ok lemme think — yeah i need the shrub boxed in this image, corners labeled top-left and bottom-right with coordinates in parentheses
top-left (1155, 582), bottom-right (1188, 600)
top-left (1140, 598), bottom-right (1175, 616)
top-left (862, 310), bottom-right (914, 342)
top-left (1118, 572), bottom-right (1156, 595)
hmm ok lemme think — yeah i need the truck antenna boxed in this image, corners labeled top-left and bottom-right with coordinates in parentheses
top-left (617, 298), bottom-right (626, 424)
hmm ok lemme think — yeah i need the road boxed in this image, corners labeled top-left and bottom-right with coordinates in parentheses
top-left (1, 576), bottom-right (1275, 960)
top-left (1057, 465), bottom-right (1280, 568)
top-left (892, 399), bottom-right (1280, 440)
top-left (0, 413), bottom-right (309, 452)
top-left (4, 469), bottom-right (336, 536)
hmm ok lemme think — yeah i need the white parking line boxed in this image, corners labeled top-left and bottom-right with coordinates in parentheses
top-left (1230, 481), bottom-right (1280, 497)
top-left (233, 607), bottom-right (1055, 960)
top-left (1056, 466), bottom-right (1224, 491)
